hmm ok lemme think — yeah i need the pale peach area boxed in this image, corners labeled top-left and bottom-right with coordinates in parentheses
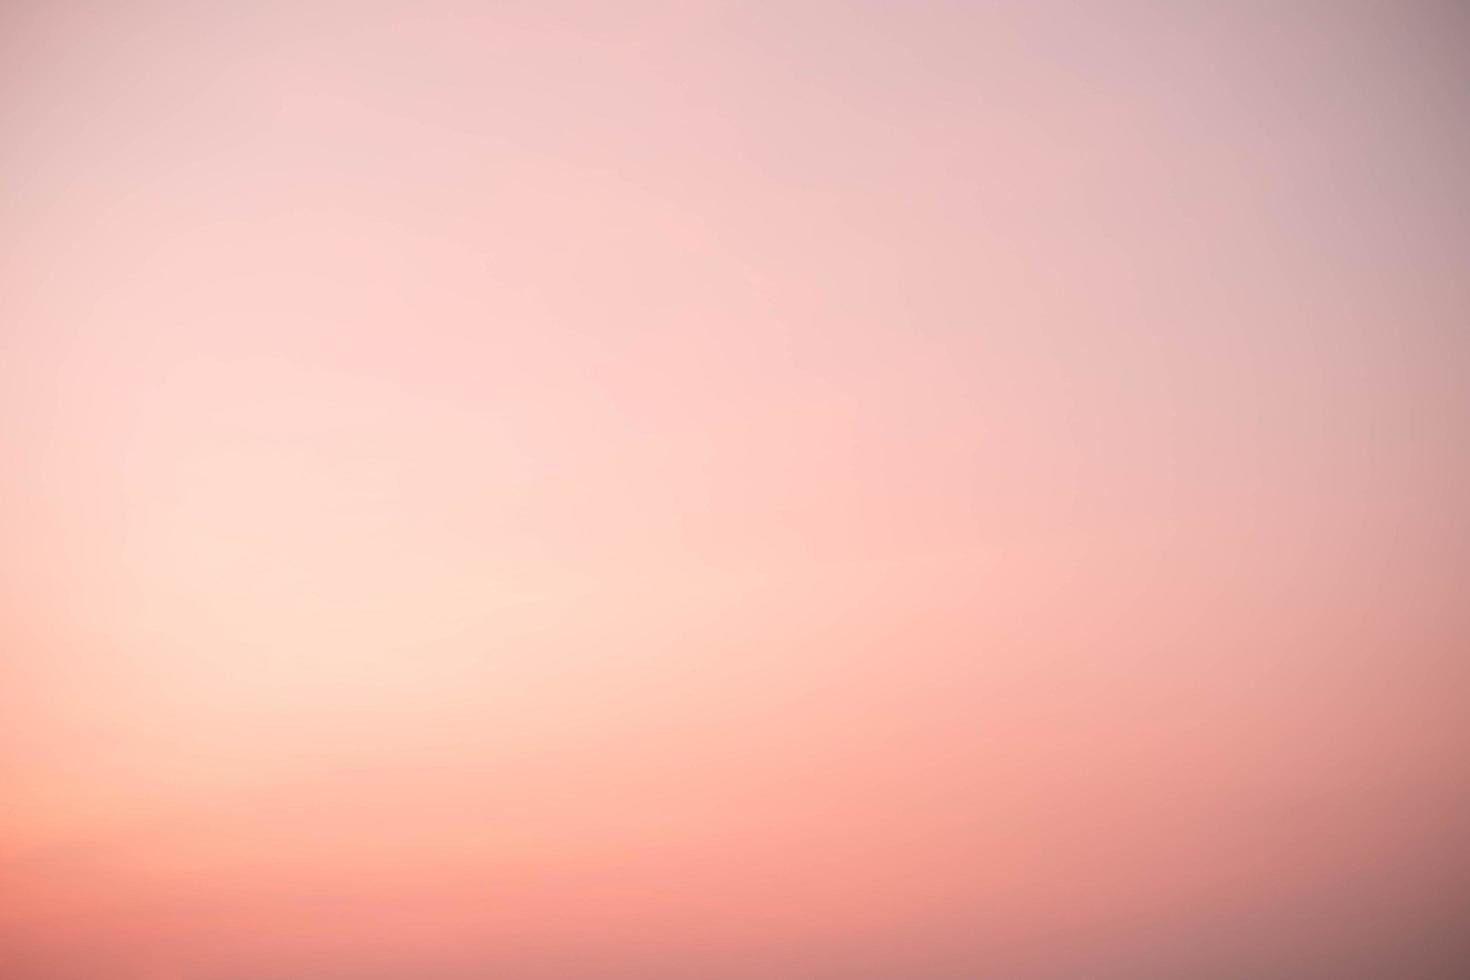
top-left (2, 3), bottom-right (1468, 978)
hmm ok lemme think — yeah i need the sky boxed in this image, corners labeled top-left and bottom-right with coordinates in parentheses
top-left (2, 2), bottom-right (1468, 978)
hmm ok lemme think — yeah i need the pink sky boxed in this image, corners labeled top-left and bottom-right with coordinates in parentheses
top-left (2, 3), bottom-right (1468, 977)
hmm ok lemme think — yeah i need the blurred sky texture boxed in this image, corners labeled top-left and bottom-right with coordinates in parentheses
top-left (2, 3), bottom-right (1468, 978)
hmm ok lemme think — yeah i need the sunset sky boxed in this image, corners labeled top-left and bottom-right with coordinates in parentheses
top-left (2, 3), bottom-right (1468, 978)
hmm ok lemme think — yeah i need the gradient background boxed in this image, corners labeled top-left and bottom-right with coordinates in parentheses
top-left (2, 2), bottom-right (1468, 978)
